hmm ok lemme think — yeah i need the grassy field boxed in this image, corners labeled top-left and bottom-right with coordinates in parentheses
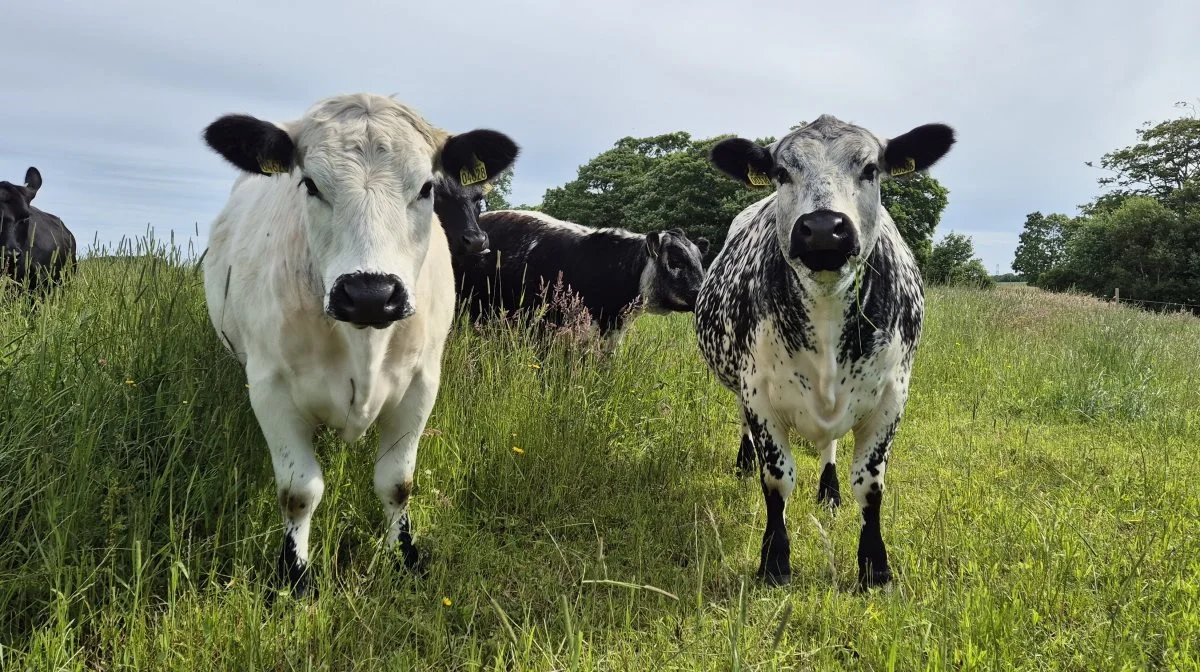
top-left (1, 240), bottom-right (1198, 671)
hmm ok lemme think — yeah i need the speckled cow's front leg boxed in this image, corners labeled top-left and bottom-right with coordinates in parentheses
top-left (743, 401), bottom-right (795, 586)
top-left (735, 408), bottom-right (756, 478)
top-left (851, 390), bottom-right (906, 590)
top-left (816, 440), bottom-right (841, 508)
top-left (375, 370), bottom-right (440, 577)
top-left (250, 379), bottom-right (322, 597)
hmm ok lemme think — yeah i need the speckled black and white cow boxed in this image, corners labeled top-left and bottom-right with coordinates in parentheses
top-left (696, 115), bottom-right (955, 589)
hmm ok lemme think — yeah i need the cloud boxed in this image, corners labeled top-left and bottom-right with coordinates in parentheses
top-left (2, 0), bottom-right (1196, 272)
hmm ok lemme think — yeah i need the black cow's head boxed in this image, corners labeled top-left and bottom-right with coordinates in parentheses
top-left (643, 228), bottom-right (710, 313)
top-left (432, 174), bottom-right (491, 257)
top-left (0, 167), bottom-right (41, 246)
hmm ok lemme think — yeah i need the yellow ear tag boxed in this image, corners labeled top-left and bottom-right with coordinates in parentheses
top-left (460, 155), bottom-right (488, 186)
top-left (259, 159), bottom-right (286, 174)
top-left (889, 157), bottom-right (916, 177)
top-left (482, 182), bottom-right (494, 195)
top-left (746, 166), bottom-right (771, 188)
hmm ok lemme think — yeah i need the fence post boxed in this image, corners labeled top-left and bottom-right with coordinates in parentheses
top-left (1114, 288), bottom-right (1120, 303)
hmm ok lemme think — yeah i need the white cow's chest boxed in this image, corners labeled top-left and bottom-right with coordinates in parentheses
top-left (250, 318), bottom-right (424, 444)
top-left (746, 316), bottom-right (902, 444)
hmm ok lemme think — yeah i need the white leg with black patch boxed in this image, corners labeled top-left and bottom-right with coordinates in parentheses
top-left (374, 370), bottom-right (439, 576)
top-left (850, 387), bottom-right (906, 589)
top-left (743, 399), bottom-right (795, 585)
top-left (250, 379), bottom-right (322, 596)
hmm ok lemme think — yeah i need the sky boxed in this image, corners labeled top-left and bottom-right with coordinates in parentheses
top-left (1, 0), bottom-right (1197, 273)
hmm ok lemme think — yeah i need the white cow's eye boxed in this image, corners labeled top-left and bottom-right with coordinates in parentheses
top-left (419, 181), bottom-right (433, 199)
top-left (301, 177), bottom-right (321, 198)
top-left (860, 163), bottom-right (879, 181)
top-left (774, 167), bottom-right (791, 185)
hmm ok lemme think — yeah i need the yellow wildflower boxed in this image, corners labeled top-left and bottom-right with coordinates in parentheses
top-left (442, 597), bottom-right (452, 607)
top-left (511, 446), bottom-right (525, 455)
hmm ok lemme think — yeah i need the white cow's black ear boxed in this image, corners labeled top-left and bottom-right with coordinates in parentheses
top-left (883, 123), bottom-right (956, 178)
top-left (203, 114), bottom-right (296, 176)
top-left (441, 130), bottom-right (520, 187)
top-left (23, 167), bottom-right (42, 200)
top-left (709, 138), bottom-right (775, 188)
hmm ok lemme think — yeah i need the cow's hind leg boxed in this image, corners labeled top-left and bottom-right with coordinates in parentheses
top-left (375, 370), bottom-right (440, 577)
top-left (851, 387), bottom-right (908, 590)
top-left (743, 399), bottom-right (795, 586)
top-left (250, 381), bottom-right (322, 597)
top-left (816, 439), bottom-right (841, 508)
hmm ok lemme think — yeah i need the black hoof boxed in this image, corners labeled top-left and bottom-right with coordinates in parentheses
top-left (857, 565), bottom-right (892, 591)
top-left (816, 463), bottom-right (841, 509)
top-left (757, 569), bottom-right (792, 587)
top-left (397, 543), bottom-right (430, 579)
top-left (266, 571), bottom-right (318, 608)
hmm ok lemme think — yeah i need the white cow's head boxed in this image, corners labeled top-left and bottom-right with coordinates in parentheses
top-left (710, 115), bottom-right (954, 282)
top-left (203, 93), bottom-right (518, 328)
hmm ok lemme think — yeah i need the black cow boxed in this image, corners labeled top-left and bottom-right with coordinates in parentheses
top-left (0, 167), bottom-right (77, 296)
top-left (432, 174), bottom-right (490, 257)
top-left (452, 210), bottom-right (709, 348)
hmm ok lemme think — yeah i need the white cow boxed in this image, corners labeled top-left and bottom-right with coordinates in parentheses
top-left (201, 93), bottom-right (519, 596)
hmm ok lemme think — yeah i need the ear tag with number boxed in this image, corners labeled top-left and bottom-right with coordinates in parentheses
top-left (259, 159), bottom-right (287, 174)
top-left (746, 166), bottom-right (771, 188)
top-left (889, 157), bottom-right (916, 177)
top-left (460, 155), bottom-right (488, 185)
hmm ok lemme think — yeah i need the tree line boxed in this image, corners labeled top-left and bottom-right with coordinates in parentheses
top-left (484, 123), bottom-right (994, 288)
top-left (1013, 101), bottom-right (1200, 312)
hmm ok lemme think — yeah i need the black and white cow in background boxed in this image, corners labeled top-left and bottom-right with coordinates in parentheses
top-left (0, 167), bottom-right (77, 296)
top-left (695, 115), bottom-right (955, 589)
top-left (451, 209), bottom-right (709, 348)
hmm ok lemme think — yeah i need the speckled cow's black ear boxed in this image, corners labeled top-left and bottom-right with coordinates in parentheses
top-left (709, 138), bottom-right (775, 188)
top-left (883, 124), bottom-right (956, 177)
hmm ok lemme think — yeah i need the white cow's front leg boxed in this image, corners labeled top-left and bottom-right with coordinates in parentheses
top-left (250, 380), bottom-right (322, 596)
top-left (375, 370), bottom-right (439, 575)
top-left (851, 384), bottom-right (909, 590)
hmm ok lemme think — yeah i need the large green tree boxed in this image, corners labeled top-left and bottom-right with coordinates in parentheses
top-left (1033, 103), bottom-right (1200, 311)
top-left (540, 132), bottom-right (770, 254)
top-left (1011, 211), bottom-right (1078, 283)
top-left (927, 231), bottom-right (995, 289)
top-left (1083, 101), bottom-right (1200, 217)
top-left (537, 128), bottom-right (951, 266)
top-left (881, 173), bottom-right (949, 269)
top-left (1039, 197), bottom-right (1200, 308)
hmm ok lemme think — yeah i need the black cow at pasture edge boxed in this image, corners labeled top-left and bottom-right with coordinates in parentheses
top-left (451, 209), bottom-right (709, 350)
top-left (432, 174), bottom-right (490, 257)
top-left (0, 167), bottom-right (77, 297)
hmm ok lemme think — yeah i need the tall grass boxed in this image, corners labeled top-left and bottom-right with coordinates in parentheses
top-left (1, 242), bottom-right (1197, 670)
